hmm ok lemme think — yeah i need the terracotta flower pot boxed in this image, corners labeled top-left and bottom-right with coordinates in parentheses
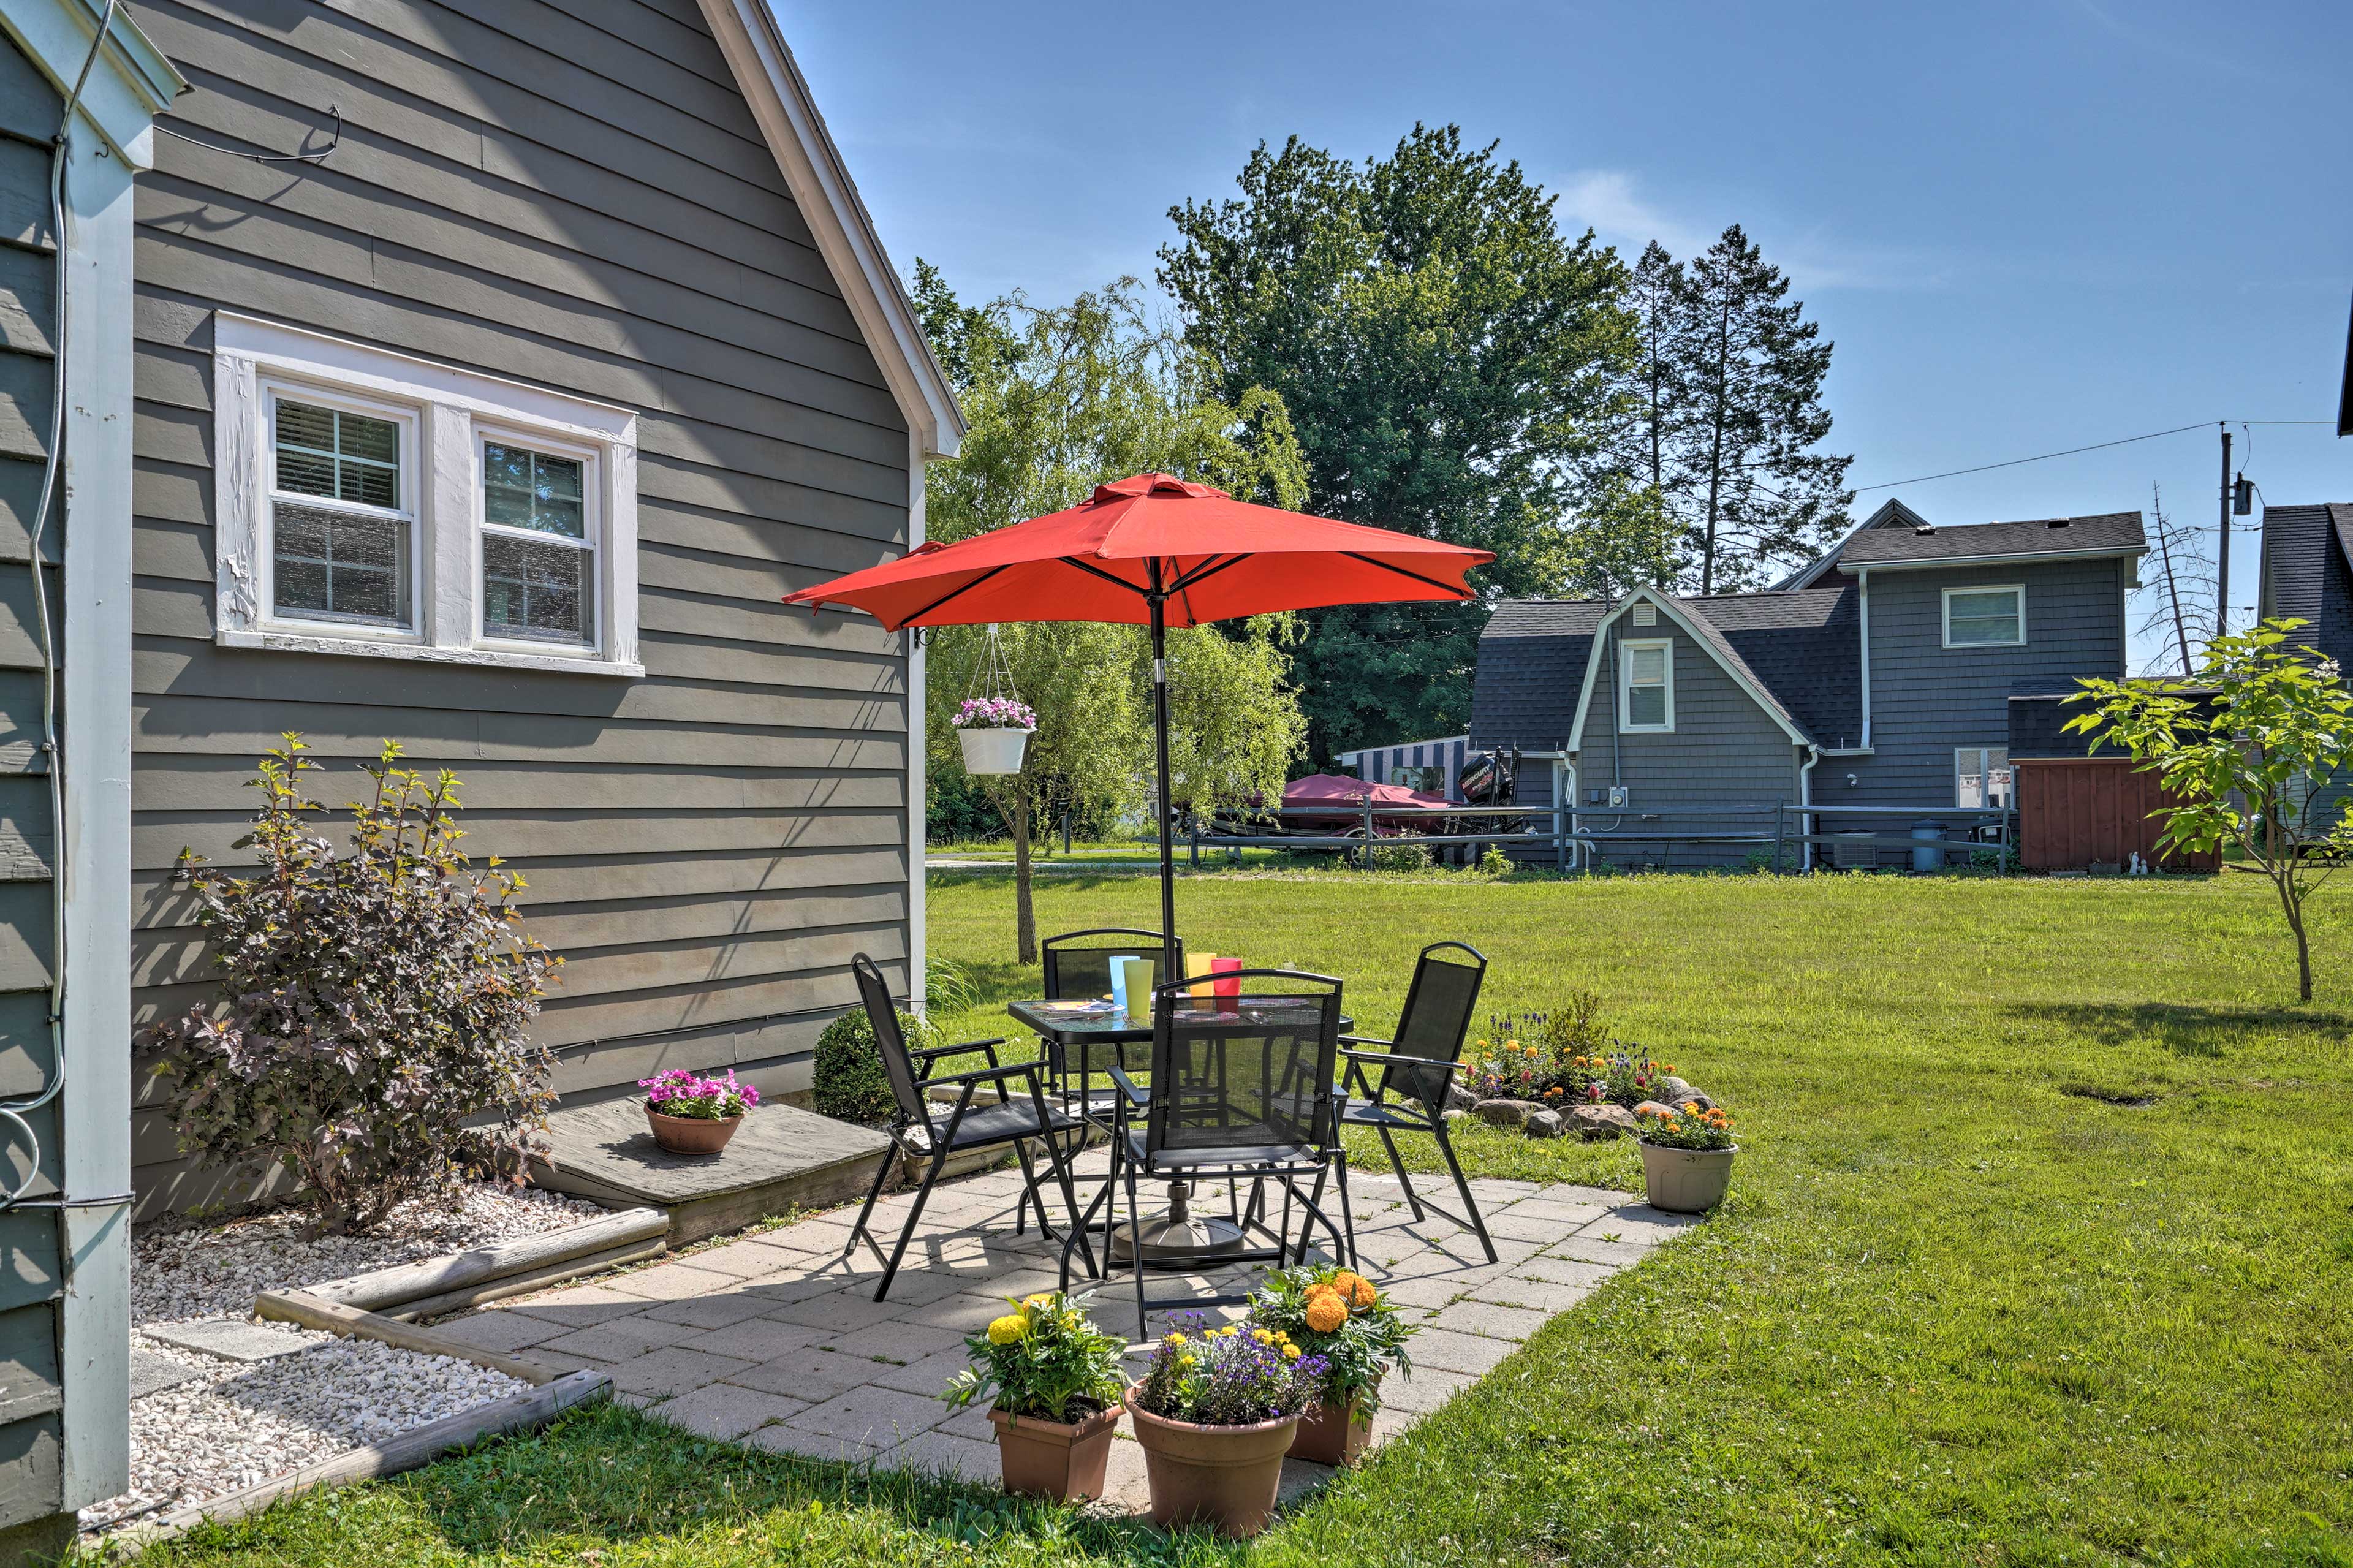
top-left (1286, 1382), bottom-right (1377, 1466)
top-left (988, 1403), bottom-right (1120, 1501)
top-left (1123, 1382), bottom-right (1301, 1538)
top-left (1638, 1140), bottom-right (1737, 1213)
top-left (646, 1105), bottom-right (743, 1157)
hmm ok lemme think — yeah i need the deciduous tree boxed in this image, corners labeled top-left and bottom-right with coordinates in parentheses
top-left (1159, 125), bottom-right (1634, 759)
top-left (913, 267), bottom-right (1310, 961)
top-left (2069, 620), bottom-right (2353, 1001)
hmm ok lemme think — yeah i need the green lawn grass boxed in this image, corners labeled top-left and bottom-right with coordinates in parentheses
top-left (126, 871), bottom-right (2353, 1568)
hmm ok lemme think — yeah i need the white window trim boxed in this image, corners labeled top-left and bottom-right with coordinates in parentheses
top-left (1954, 746), bottom-right (2013, 809)
top-left (213, 311), bottom-right (642, 676)
top-left (1619, 637), bottom-right (1674, 733)
top-left (1941, 583), bottom-right (2025, 650)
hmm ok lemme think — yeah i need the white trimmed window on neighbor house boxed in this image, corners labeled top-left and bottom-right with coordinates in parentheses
top-left (211, 313), bottom-right (643, 676)
top-left (1621, 638), bottom-right (1673, 731)
top-left (1942, 585), bottom-right (2025, 648)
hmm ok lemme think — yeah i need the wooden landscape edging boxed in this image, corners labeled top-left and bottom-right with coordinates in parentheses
top-left (111, 1290), bottom-right (608, 1554)
top-left (305, 1206), bottom-right (671, 1319)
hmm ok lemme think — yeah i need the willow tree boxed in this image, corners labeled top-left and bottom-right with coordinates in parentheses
top-left (914, 267), bottom-right (1311, 962)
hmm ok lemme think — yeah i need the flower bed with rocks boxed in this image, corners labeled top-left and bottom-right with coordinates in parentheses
top-left (86, 1185), bottom-right (602, 1536)
top-left (1444, 997), bottom-right (1719, 1141)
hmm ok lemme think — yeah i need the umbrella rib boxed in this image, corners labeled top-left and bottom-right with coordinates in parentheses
top-left (1165, 554), bottom-right (1245, 595)
top-left (1341, 553), bottom-right (1475, 597)
top-left (1058, 556), bottom-right (1150, 596)
top-left (895, 564), bottom-right (1010, 629)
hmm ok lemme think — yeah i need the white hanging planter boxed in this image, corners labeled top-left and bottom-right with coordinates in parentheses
top-left (959, 725), bottom-right (1033, 775)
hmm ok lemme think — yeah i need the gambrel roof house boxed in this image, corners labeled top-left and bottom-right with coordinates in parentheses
top-left (0, 0), bottom-right (959, 1546)
top-left (1469, 499), bottom-right (2147, 866)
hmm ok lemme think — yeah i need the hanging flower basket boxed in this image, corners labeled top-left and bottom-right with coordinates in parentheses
top-left (953, 695), bottom-right (1036, 776)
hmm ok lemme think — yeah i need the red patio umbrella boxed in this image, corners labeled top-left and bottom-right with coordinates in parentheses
top-left (785, 473), bottom-right (1490, 1264)
top-left (782, 472), bottom-right (1491, 970)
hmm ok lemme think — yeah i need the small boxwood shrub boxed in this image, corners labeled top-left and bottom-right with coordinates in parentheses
top-left (140, 737), bottom-right (559, 1236)
top-left (814, 1002), bottom-right (939, 1125)
top-left (1367, 832), bottom-right (1433, 873)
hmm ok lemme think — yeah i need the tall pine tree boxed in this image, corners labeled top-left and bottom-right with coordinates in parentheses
top-left (1674, 225), bottom-right (1854, 593)
top-left (1160, 126), bottom-right (1634, 761)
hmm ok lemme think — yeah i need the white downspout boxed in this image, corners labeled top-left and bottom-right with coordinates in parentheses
top-left (905, 426), bottom-right (928, 1013)
top-left (1857, 566), bottom-right (1873, 751)
top-left (1798, 744), bottom-right (1820, 871)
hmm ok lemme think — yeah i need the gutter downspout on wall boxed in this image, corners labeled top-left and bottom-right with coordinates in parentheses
top-left (1798, 744), bottom-right (1820, 871)
top-left (1857, 567), bottom-right (1873, 751)
top-left (904, 428), bottom-right (926, 1013)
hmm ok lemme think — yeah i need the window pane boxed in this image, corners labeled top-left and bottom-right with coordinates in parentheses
top-left (275, 399), bottom-right (400, 512)
top-left (483, 442), bottom-right (585, 539)
top-left (1627, 685), bottom-right (1667, 727)
top-left (483, 532), bottom-right (591, 643)
top-left (272, 501), bottom-right (411, 627)
top-left (1956, 748), bottom-right (2012, 808)
top-left (1948, 591), bottom-right (2020, 645)
top-left (1629, 646), bottom-right (1666, 684)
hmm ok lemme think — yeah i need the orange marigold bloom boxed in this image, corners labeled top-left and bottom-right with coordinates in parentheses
top-left (1305, 1293), bottom-right (1349, 1333)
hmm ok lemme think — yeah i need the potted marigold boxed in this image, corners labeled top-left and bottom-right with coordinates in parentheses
top-left (1126, 1312), bottom-right (1328, 1537)
top-left (1635, 1099), bottom-right (1738, 1212)
top-left (953, 695), bottom-right (1036, 776)
top-left (942, 1291), bottom-right (1126, 1502)
top-left (1249, 1265), bottom-right (1415, 1466)
top-left (638, 1068), bottom-right (757, 1156)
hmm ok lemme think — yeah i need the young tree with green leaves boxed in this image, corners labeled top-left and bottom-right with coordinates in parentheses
top-left (2067, 619), bottom-right (2353, 1001)
top-left (1159, 124), bottom-right (1635, 760)
top-left (912, 267), bottom-right (1311, 962)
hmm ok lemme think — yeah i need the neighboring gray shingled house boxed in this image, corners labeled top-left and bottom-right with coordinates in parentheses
top-left (1469, 499), bottom-right (2146, 865)
top-left (2256, 502), bottom-right (2353, 827)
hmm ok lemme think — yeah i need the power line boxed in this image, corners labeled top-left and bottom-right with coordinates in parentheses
top-left (1852, 420), bottom-right (2334, 494)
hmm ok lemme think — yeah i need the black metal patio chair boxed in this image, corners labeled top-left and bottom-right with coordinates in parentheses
top-left (1037, 926), bottom-right (1184, 1117)
top-left (842, 953), bottom-right (1096, 1301)
top-left (1335, 940), bottom-right (1497, 1263)
top-left (1059, 969), bottom-right (1351, 1338)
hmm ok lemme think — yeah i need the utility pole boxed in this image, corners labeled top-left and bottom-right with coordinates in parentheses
top-left (2216, 425), bottom-right (2232, 645)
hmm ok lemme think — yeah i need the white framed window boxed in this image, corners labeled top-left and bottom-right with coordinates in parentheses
top-left (213, 312), bottom-right (642, 676)
top-left (1620, 638), bottom-right (1673, 732)
top-left (1955, 746), bottom-right (2012, 808)
top-left (1942, 585), bottom-right (2024, 648)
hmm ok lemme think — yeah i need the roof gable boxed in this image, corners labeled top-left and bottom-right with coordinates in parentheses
top-left (1777, 498), bottom-right (1930, 589)
top-left (1563, 588), bottom-right (1814, 752)
top-left (695, 1), bottom-right (964, 459)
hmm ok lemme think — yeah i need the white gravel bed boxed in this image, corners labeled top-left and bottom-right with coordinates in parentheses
top-left (81, 1337), bottom-right (529, 1534)
top-left (134, 1184), bottom-right (604, 1327)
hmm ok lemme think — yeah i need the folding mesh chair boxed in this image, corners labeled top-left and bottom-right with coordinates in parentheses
top-left (1037, 927), bottom-right (1183, 1122)
top-left (1336, 941), bottom-right (1496, 1262)
top-left (1059, 969), bottom-right (1349, 1338)
top-left (841, 953), bottom-right (1096, 1301)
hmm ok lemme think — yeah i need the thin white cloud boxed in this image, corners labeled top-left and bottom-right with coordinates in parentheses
top-left (1551, 170), bottom-right (1710, 259)
top-left (1549, 167), bottom-right (1954, 293)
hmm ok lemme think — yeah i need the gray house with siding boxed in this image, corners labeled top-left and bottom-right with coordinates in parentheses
top-left (1470, 501), bottom-right (2145, 866)
top-left (0, 0), bottom-right (959, 1550)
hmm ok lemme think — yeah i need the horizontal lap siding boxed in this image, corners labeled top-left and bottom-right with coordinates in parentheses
top-left (0, 34), bottom-right (63, 1527)
top-left (126, 0), bottom-right (914, 1214)
top-left (1849, 559), bottom-right (2126, 809)
top-left (1569, 621), bottom-right (1798, 868)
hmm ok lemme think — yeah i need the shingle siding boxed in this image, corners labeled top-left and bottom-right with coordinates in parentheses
top-left (125, 0), bottom-right (915, 1214)
top-left (0, 27), bottom-right (64, 1529)
top-left (1846, 558), bottom-right (2128, 808)
top-left (1568, 617), bottom-right (1802, 868)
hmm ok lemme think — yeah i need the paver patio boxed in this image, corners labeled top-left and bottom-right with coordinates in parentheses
top-left (441, 1153), bottom-right (1695, 1512)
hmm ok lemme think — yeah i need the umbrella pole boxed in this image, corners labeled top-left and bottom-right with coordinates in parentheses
top-left (1112, 574), bottom-right (1246, 1268)
top-left (1150, 591), bottom-right (1178, 979)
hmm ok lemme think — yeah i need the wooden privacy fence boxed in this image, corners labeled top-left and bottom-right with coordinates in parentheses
top-left (2013, 757), bottom-right (2219, 872)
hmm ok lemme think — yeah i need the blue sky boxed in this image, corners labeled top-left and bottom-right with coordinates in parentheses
top-left (783, 0), bottom-right (2350, 662)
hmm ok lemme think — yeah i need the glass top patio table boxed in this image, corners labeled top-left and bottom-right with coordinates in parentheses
top-left (1004, 996), bottom-right (1353, 1268)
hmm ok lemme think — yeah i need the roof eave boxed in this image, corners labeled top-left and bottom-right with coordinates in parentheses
top-left (1839, 544), bottom-right (2147, 574)
top-left (1, 0), bottom-right (188, 168)
top-left (697, 0), bottom-right (966, 460)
